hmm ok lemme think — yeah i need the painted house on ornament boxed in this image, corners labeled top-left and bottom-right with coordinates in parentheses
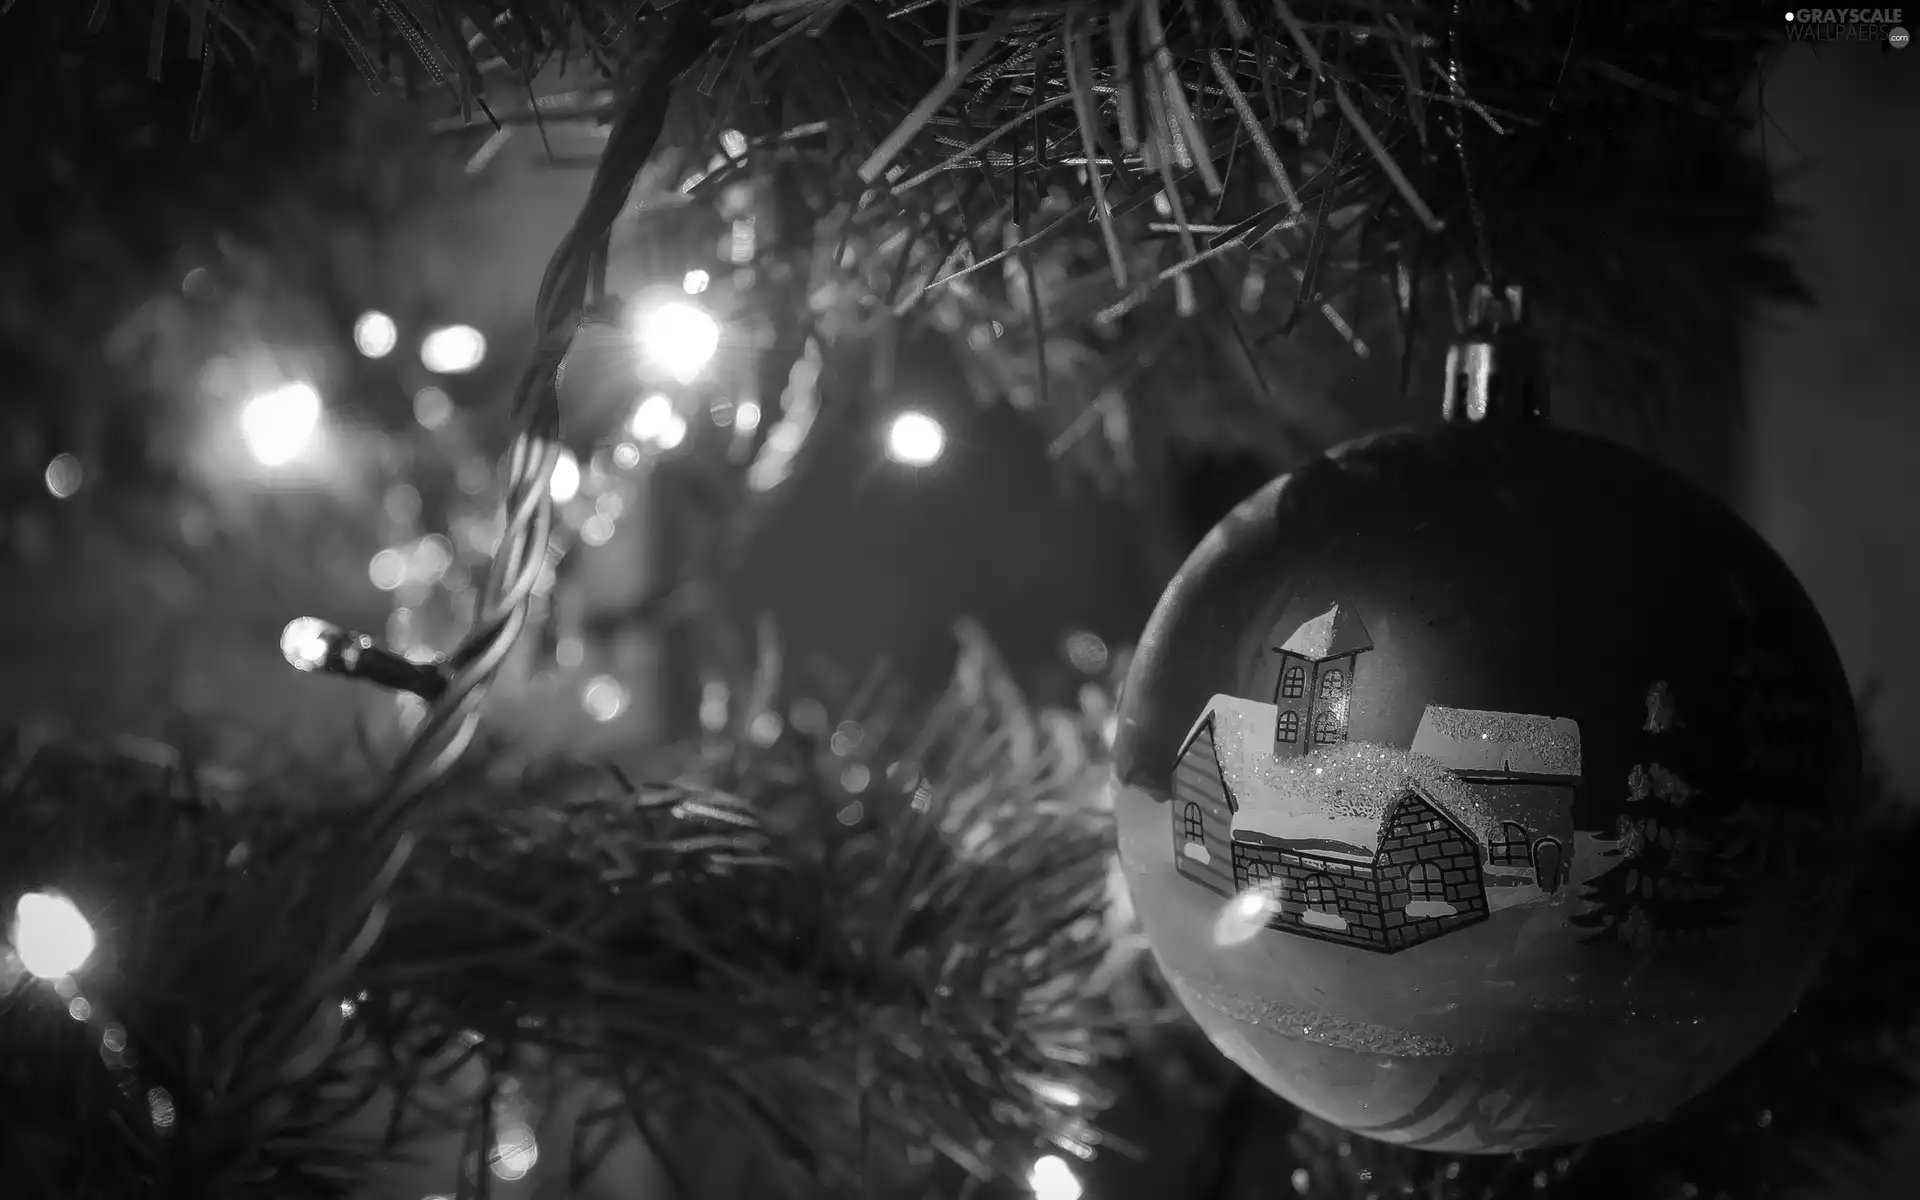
top-left (1408, 707), bottom-right (1581, 900)
top-left (1171, 697), bottom-right (1489, 952)
top-left (1265, 598), bottom-right (1373, 756)
top-left (1169, 600), bottom-right (1584, 952)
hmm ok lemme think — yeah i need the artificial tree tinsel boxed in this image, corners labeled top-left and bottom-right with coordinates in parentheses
top-left (0, 633), bottom-right (1134, 1199)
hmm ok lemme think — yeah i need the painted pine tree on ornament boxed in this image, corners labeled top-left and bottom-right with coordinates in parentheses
top-left (1572, 682), bottom-right (1738, 949)
top-left (1722, 632), bottom-right (1859, 931)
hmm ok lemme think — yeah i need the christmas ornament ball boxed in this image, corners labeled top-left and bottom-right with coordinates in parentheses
top-left (1111, 420), bottom-right (1862, 1154)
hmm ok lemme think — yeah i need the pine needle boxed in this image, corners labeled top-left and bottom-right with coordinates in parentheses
top-left (1141, 0), bottom-right (1220, 194)
top-left (1209, 49), bottom-right (1301, 214)
top-left (922, 198), bottom-right (1092, 294)
top-left (1267, 0), bottom-right (1441, 232)
top-left (1107, 2), bottom-right (1141, 150)
top-left (889, 91), bottom-right (1076, 195)
top-left (859, 6), bottom-right (1022, 184)
top-left (1066, 9), bottom-right (1127, 289)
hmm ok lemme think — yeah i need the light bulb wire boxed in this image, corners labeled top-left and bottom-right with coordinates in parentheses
top-left (275, 11), bottom-right (718, 1088)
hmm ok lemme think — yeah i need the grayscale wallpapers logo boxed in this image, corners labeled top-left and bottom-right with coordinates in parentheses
top-left (1784, 8), bottom-right (1910, 44)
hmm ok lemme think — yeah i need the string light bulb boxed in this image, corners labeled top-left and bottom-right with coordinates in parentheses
top-left (280, 617), bottom-right (449, 700)
top-left (633, 300), bottom-right (720, 384)
top-left (1027, 1155), bottom-right (1084, 1200)
top-left (353, 311), bottom-right (399, 359)
top-left (420, 325), bottom-right (488, 375)
top-left (630, 394), bottom-right (674, 441)
top-left (884, 410), bottom-right (946, 466)
top-left (629, 393), bottom-right (688, 449)
top-left (548, 449), bottom-right (581, 503)
top-left (11, 891), bottom-right (97, 980)
top-left (240, 383), bottom-right (322, 467)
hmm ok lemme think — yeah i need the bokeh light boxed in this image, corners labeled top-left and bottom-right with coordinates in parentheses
top-left (884, 410), bottom-right (946, 467)
top-left (411, 535), bottom-right (453, 586)
top-left (1032, 1080), bottom-right (1085, 1108)
top-left (43, 453), bottom-right (83, 499)
top-left (490, 1129), bottom-right (538, 1181)
top-left (353, 311), bottom-right (399, 359)
top-left (630, 394), bottom-right (689, 451)
top-left (683, 269), bottom-right (710, 295)
top-left (581, 514), bottom-right (615, 546)
top-left (700, 681), bottom-right (730, 732)
top-left (240, 382), bottom-right (322, 467)
top-left (736, 401), bottom-right (762, 432)
top-left (413, 387), bottom-right (453, 430)
top-left (420, 325), bottom-right (487, 374)
top-left (1028, 1155), bottom-right (1083, 1200)
top-left (581, 676), bottom-right (629, 722)
top-left (630, 394), bottom-right (675, 441)
top-left (634, 300), bottom-right (720, 384)
top-left (11, 891), bottom-right (97, 980)
top-left (548, 449), bottom-right (581, 503)
top-left (368, 548), bottom-right (408, 592)
top-left (1066, 631), bottom-right (1110, 674)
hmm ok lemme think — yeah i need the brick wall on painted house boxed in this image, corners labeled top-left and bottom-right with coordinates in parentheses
top-left (1232, 794), bottom-right (1490, 953)
top-left (1236, 844), bottom-right (1385, 950)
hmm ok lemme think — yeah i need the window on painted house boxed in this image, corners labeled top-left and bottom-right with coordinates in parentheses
top-left (1276, 710), bottom-right (1300, 742)
top-left (1533, 838), bottom-right (1566, 891)
top-left (1405, 862), bottom-right (1446, 903)
top-left (1318, 667), bottom-right (1346, 698)
top-left (1300, 873), bottom-right (1338, 912)
top-left (1182, 802), bottom-right (1204, 843)
top-left (1280, 666), bottom-right (1305, 699)
top-left (1489, 822), bottom-right (1530, 867)
top-left (1313, 710), bottom-right (1343, 744)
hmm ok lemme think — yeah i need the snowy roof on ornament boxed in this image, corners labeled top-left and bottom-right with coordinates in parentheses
top-left (1178, 695), bottom-right (1578, 856)
top-left (1409, 707), bottom-right (1582, 780)
top-left (1180, 696), bottom-right (1432, 859)
top-left (1268, 598), bottom-right (1373, 661)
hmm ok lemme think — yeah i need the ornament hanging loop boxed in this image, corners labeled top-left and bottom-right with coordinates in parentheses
top-left (1442, 283), bottom-right (1548, 425)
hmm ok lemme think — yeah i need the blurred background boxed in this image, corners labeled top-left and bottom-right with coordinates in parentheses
top-left (1, 17), bottom-right (1914, 1200)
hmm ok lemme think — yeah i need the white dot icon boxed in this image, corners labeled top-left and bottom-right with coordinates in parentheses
top-left (1784, 11), bottom-right (1794, 18)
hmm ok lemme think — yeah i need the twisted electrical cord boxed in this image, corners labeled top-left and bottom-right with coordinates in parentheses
top-left (275, 10), bottom-right (717, 1086)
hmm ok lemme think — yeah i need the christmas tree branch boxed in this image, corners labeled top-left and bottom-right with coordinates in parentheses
top-left (0, 632), bottom-right (1132, 1199)
top-left (7, 2), bottom-right (1800, 471)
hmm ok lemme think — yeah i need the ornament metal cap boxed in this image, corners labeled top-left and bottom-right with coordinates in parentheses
top-left (1442, 284), bottom-right (1549, 425)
